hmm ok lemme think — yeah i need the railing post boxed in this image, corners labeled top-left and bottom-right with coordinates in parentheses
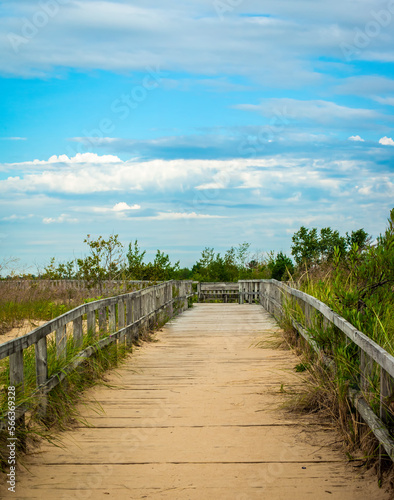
top-left (98, 307), bottom-right (107, 335)
top-left (35, 337), bottom-right (48, 419)
top-left (380, 368), bottom-right (394, 473)
top-left (56, 325), bottom-right (67, 359)
top-left (87, 310), bottom-right (96, 338)
top-left (9, 349), bottom-right (26, 450)
top-left (118, 300), bottom-right (125, 329)
top-left (126, 297), bottom-right (133, 326)
top-left (108, 304), bottom-right (116, 333)
top-left (73, 316), bottom-right (83, 349)
top-left (360, 350), bottom-right (373, 395)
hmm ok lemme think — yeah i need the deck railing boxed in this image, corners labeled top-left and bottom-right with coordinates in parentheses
top-left (0, 280), bottom-right (193, 432)
top-left (196, 282), bottom-right (239, 302)
top-left (239, 279), bottom-right (394, 463)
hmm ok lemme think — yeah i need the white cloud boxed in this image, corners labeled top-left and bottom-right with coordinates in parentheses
top-left (373, 97), bottom-right (394, 106)
top-left (1, 214), bottom-right (33, 221)
top-left (42, 153), bottom-right (121, 165)
top-left (0, 153), bottom-right (385, 199)
top-left (3, 0), bottom-right (393, 84)
top-left (236, 99), bottom-right (381, 126)
top-left (348, 135), bottom-right (364, 142)
top-left (91, 202), bottom-right (141, 214)
top-left (113, 202), bottom-right (141, 212)
top-left (379, 136), bottom-right (394, 146)
top-left (0, 137), bottom-right (27, 141)
top-left (153, 211), bottom-right (226, 220)
top-left (42, 214), bottom-right (78, 224)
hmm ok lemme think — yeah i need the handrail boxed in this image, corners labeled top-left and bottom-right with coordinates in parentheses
top-left (0, 280), bottom-right (193, 431)
top-left (239, 279), bottom-right (394, 462)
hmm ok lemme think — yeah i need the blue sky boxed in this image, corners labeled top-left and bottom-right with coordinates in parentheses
top-left (0, 0), bottom-right (393, 273)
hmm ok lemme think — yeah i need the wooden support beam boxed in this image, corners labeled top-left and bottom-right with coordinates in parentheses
top-left (73, 316), bottom-right (83, 349)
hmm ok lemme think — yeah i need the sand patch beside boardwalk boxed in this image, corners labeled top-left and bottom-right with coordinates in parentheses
top-left (1, 304), bottom-right (391, 499)
top-left (0, 320), bottom-right (47, 344)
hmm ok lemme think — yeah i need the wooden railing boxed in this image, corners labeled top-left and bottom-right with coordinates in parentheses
top-left (0, 279), bottom-right (156, 296)
top-left (196, 282), bottom-right (239, 302)
top-left (0, 280), bottom-right (193, 431)
top-left (239, 279), bottom-right (394, 463)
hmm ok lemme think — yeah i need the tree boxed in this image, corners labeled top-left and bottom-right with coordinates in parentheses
top-left (268, 252), bottom-right (294, 281)
top-left (76, 234), bottom-right (124, 289)
top-left (318, 227), bottom-right (346, 261)
top-left (126, 240), bottom-right (146, 280)
top-left (291, 227), bottom-right (320, 266)
top-left (43, 258), bottom-right (76, 279)
top-left (346, 228), bottom-right (371, 251)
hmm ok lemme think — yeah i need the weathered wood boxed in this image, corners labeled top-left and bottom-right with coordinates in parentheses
top-left (87, 310), bottom-right (96, 338)
top-left (56, 325), bottom-right (67, 359)
top-left (349, 388), bottom-right (394, 462)
top-left (35, 337), bottom-right (48, 386)
top-left (35, 337), bottom-right (48, 418)
top-left (126, 298), bottom-right (133, 326)
top-left (108, 304), bottom-right (116, 333)
top-left (9, 349), bottom-right (24, 390)
top-left (0, 290), bottom-right (145, 359)
top-left (118, 300), bottom-right (125, 329)
top-left (73, 316), bottom-right (83, 349)
top-left (380, 368), bottom-right (394, 425)
top-left (9, 348), bottom-right (25, 446)
top-left (98, 307), bottom-right (107, 334)
top-left (267, 281), bottom-right (394, 380)
top-left (360, 349), bottom-right (373, 394)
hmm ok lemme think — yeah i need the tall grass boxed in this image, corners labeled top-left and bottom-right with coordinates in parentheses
top-left (0, 280), bottom-right (143, 335)
top-left (0, 317), bottom-right (163, 471)
top-left (280, 258), bottom-right (394, 478)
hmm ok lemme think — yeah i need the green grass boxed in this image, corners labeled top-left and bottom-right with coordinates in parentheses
top-left (277, 271), bottom-right (394, 477)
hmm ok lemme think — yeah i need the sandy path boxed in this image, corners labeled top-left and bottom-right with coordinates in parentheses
top-left (1, 304), bottom-right (389, 499)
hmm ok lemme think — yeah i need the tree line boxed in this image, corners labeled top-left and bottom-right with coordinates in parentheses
top-left (3, 209), bottom-right (391, 290)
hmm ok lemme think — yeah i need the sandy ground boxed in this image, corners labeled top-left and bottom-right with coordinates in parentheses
top-left (0, 304), bottom-right (391, 499)
top-left (0, 320), bottom-right (47, 344)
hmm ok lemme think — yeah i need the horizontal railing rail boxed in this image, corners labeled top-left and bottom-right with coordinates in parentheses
top-left (197, 282), bottom-right (239, 303)
top-left (239, 279), bottom-right (394, 463)
top-left (0, 280), bottom-right (193, 432)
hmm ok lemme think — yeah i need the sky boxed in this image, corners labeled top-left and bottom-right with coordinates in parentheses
top-left (0, 0), bottom-right (393, 274)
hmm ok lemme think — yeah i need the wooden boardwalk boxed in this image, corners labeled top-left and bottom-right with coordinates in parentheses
top-left (3, 304), bottom-right (389, 499)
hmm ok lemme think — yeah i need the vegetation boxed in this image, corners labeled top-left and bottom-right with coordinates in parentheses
top-left (279, 208), bottom-right (394, 475)
top-left (0, 207), bottom-right (393, 479)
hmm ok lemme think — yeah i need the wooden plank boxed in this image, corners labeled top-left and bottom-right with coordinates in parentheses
top-left (349, 388), bottom-right (394, 462)
top-left (35, 337), bottom-right (48, 419)
top-left (360, 349), bottom-right (373, 394)
top-left (98, 307), bottom-right (107, 334)
top-left (0, 288), bottom-right (152, 359)
top-left (380, 368), bottom-right (394, 425)
top-left (87, 310), bottom-right (96, 338)
top-left (56, 325), bottom-right (67, 359)
top-left (272, 281), bottom-right (394, 380)
top-left (9, 349), bottom-right (24, 391)
top-left (35, 337), bottom-right (48, 386)
top-left (73, 316), bottom-right (83, 349)
top-left (118, 300), bottom-right (125, 329)
top-left (108, 304), bottom-right (116, 333)
top-left (9, 348), bottom-right (25, 446)
top-left (126, 298), bottom-right (133, 326)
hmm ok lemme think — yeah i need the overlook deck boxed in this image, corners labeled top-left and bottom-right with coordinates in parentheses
top-left (2, 304), bottom-right (388, 499)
